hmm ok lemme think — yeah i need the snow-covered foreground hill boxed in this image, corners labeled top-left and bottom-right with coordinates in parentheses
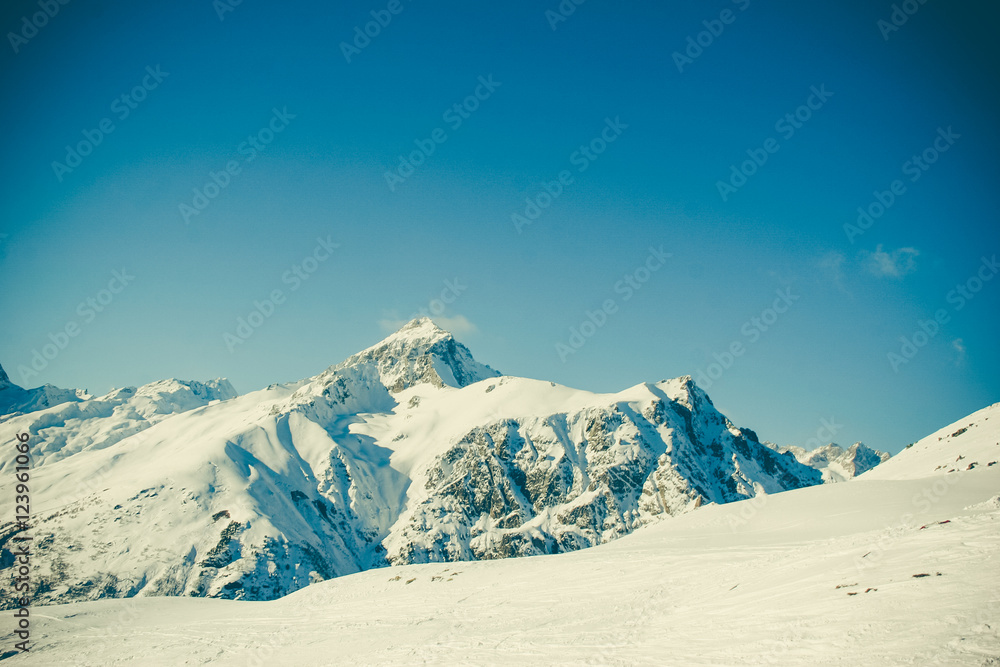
top-left (860, 401), bottom-right (1000, 480)
top-left (12, 453), bottom-right (999, 665)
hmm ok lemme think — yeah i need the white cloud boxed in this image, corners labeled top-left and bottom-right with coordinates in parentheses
top-left (378, 310), bottom-right (405, 333)
top-left (378, 313), bottom-right (478, 337)
top-left (861, 244), bottom-right (919, 278)
top-left (431, 315), bottom-right (478, 336)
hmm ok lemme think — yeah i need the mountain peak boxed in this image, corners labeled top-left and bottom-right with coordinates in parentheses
top-left (333, 318), bottom-right (499, 393)
top-left (386, 316), bottom-right (449, 341)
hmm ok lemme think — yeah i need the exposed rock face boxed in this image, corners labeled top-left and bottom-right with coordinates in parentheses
top-left (0, 319), bottom-right (831, 608)
top-left (384, 380), bottom-right (820, 565)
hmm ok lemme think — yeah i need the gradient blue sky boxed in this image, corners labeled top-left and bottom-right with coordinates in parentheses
top-left (2, 0), bottom-right (997, 454)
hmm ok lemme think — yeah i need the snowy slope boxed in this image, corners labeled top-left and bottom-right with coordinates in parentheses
top-left (0, 318), bottom-right (835, 608)
top-left (860, 401), bottom-right (1000, 481)
top-left (11, 461), bottom-right (999, 666)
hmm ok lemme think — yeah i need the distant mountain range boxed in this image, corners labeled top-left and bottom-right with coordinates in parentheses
top-left (0, 318), bottom-right (891, 607)
top-left (765, 441), bottom-right (890, 483)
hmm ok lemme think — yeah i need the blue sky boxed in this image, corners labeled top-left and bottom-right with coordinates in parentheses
top-left (1, 0), bottom-right (997, 454)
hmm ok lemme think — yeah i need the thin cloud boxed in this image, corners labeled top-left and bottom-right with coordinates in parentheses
top-left (952, 338), bottom-right (967, 367)
top-left (378, 313), bottom-right (478, 336)
top-left (860, 244), bottom-right (919, 278)
top-left (818, 251), bottom-right (849, 294)
top-left (432, 315), bottom-right (478, 336)
top-left (378, 311), bottom-right (405, 333)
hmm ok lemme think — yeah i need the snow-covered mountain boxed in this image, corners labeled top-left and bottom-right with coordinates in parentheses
top-left (765, 441), bottom-right (890, 483)
top-left (0, 319), bottom-right (883, 608)
top-left (0, 374), bottom-right (236, 469)
top-left (0, 363), bottom-right (89, 419)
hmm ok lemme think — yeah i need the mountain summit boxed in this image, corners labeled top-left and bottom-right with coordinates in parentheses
top-left (333, 317), bottom-right (500, 392)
